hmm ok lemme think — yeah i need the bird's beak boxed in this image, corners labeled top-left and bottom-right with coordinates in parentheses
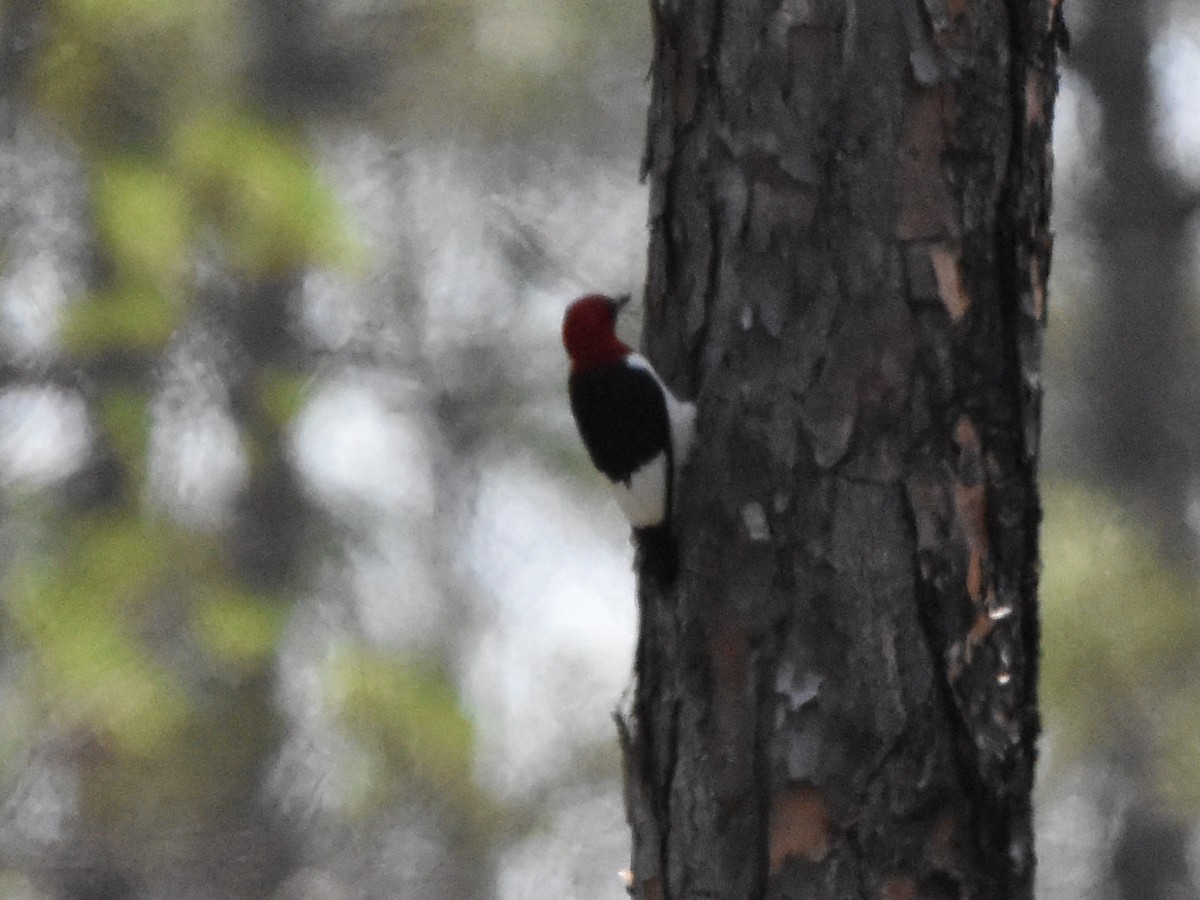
top-left (612, 294), bottom-right (632, 316)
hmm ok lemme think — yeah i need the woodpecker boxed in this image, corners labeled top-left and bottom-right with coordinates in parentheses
top-left (562, 293), bottom-right (695, 584)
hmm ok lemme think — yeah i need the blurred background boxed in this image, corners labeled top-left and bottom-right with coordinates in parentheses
top-left (0, 0), bottom-right (1198, 897)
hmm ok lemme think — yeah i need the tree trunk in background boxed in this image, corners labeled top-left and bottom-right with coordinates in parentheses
top-left (1072, 1), bottom-right (1200, 895)
top-left (1073, 0), bottom-right (1200, 564)
top-left (622, 2), bottom-right (1058, 898)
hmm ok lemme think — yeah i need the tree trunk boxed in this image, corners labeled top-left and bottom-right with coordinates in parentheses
top-left (622, 2), bottom-right (1059, 898)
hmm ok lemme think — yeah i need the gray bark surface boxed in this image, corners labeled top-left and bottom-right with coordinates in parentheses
top-left (623, 2), bottom-right (1060, 898)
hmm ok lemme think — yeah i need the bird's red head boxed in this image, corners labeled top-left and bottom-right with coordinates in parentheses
top-left (562, 294), bottom-right (631, 371)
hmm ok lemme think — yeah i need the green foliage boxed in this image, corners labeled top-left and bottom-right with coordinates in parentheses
top-left (0, 678), bottom-right (37, 789)
top-left (174, 110), bottom-right (358, 274)
top-left (3, 513), bottom-right (192, 757)
top-left (256, 369), bottom-right (312, 429)
top-left (191, 586), bottom-right (288, 672)
top-left (74, 660), bottom-right (289, 847)
top-left (379, 0), bottom-right (648, 136)
top-left (63, 287), bottom-right (179, 356)
top-left (1041, 483), bottom-right (1200, 810)
top-left (1, 0), bottom-right (653, 885)
top-left (62, 156), bottom-right (190, 358)
top-left (94, 389), bottom-right (150, 479)
top-left (0, 871), bottom-right (45, 900)
top-left (36, 0), bottom-right (235, 150)
top-left (95, 159), bottom-right (191, 290)
top-left (327, 646), bottom-right (478, 811)
top-left (39, 0), bottom-right (358, 341)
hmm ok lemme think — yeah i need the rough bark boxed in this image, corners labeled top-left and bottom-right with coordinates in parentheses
top-left (622, 2), bottom-right (1059, 898)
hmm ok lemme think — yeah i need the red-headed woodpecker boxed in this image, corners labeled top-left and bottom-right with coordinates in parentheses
top-left (562, 293), bottom-right (695, 584)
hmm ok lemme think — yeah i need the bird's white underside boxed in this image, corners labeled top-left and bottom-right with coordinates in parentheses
top-left (626, 353), bottom-right (696, 461)
top-left (611, 354), bottom-right (696, 528)
top-left (610, 452), bottom-right (668, 527)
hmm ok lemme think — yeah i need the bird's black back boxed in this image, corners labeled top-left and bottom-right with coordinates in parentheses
top-left (568, 362), bottom-right (670, 485)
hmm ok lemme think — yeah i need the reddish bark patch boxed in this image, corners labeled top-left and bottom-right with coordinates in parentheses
top-left (1025, 72), bottom-right (1045, 127)
top-left (897, 88), bottom-right (955, 240)
top-left (1030, 255), bottom-right (1045, 322)
top-left (930, 244), bottom-right (970, 321)
top-left (749, 179), bottom-right (818, 247)
top-left (712, 620), bottom-right (747, 687)
top-left (768, 784), bottom-right (833, 872)
top-left (1047, 0), bottom-right (1062, 29)
top-left (882, 875), bottom-right (918, 900)
top-left (929, 807), bottom-right (968, 875)
top-left (952, 417), bottom-right (989, 604)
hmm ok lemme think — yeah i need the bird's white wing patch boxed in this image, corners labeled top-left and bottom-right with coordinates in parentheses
top-left (610, 451), bottom-right (667, 528)
top-left (626, 353), bottom-right (696, 464)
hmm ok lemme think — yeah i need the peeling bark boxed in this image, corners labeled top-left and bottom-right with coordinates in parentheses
top-left (622, 1), bottom-right (1059, 898)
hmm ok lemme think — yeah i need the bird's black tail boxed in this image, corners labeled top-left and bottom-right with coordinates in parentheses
top-left (633, 523), bottom-right (677, 587)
